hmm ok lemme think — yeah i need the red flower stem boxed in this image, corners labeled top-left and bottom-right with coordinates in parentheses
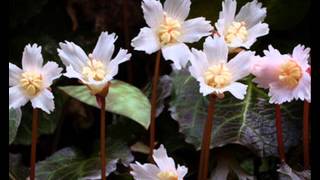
top-left (99, 95), bottom-right (106, 180)
top-left (275, 104), bottom-right (286, 163)
top-left (198, 94), bottom-right (217, 180)
top-left (303, 100), bottom-right (310, 169)
top-left (30, 108), bottom-right (39, 180)
top-left (149, 51), bottom-right (161, 160)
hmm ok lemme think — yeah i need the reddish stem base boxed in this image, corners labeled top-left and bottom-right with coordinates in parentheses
top-left (149, 51), bottom-right (161, 161)
top-left (303, 101), bottom-right (310, 169)
top-left (30, 108), bottom-right (39, 180)
top-left (275, 104), bottom-right (286, 163)
top-left (198, 94), bottom-right (216, 180)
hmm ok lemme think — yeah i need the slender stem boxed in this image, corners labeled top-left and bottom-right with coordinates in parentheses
top-left (198, 94), bottom-right (216, 180)
top-left (303, 100), bottom-right (310, 169)
top-left (149, 51), bottom-right (161, 160)
top-left (99, 96), bottom-right (106, 180)
top-left (275, 104), bottom-right (286, 163)
top-left (30, 108), bottom-right (39, 180)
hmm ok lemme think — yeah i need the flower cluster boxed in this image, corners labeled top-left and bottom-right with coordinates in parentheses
top-left (8, 0), bottom-right (311, 178)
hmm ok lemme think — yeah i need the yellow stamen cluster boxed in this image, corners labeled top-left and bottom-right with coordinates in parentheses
top-left (278, 60), bottom-right (302, 88)
top-left (225, 21), bottom-right (248, 44)
top-left (82, 55), bottom-right (106, 81)
top-left (204, 64), bottom-right (232, 88)
top-left (20, 71), bottom-right (43, 96)
top-left (158, 15), bottom-right (181, 45)
top-left (157, 171), bottom-right (178, 180)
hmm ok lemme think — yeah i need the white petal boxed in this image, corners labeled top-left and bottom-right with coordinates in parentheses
top-left (292, 72), bottom-right (311, 102)
top-left (164, 0), bottom-right (191, 22)
top-left (263, 45), bottom-right (282, 57)
top-left (292, 44), bottom-right (310, 70)
top-left (41, 61), bottom-right (63, 88)
top-left (153, 144), bottom-right (176, 172)
top-left (203, 35), bottom-right (228, 65)
top-left (22, 44), bottom-right (43, 72)
top-left (86, 78), bottom-right (110, 95)
top-left (92, 32), bottom-right (117, 64)
top-left (58, 41), bottom-right (88, 72)
top-left (218, 0), bottom-right (237, 28)
top-left (130, 162), bottom-right (160, 180)
top-left (189, 48), bottom-right (209, 79)
top-left (235, 0), bottom-right (267, 28)
top-left (162, 43), bottom-right (190, 70)
top-left (142, 0), bottom-right (164, 28)
top-left (268, 82), bottom-right (293, 104)
top-left (131, 27), bottom-right (160, 54)
top-left (64, 66), bottom-right (86, 83)
top-left (177, 165), bottom-right (188, 179)
top-left (224, 82), bottom-right (247, 99)
top-left (179, 17), bottom-right (213, 43)
top-left (107, 49), bottom-right (132, 79)
top-left (199, 79), bottom-right (215, 96)
top-left (9, 63), bottom-right (23, 86)
top-left (30, 89), bottom-right (54, 114)
top-left (226, 50), bottom-right (255, 81)
top-left (9, 86), bottom-right (29, 109)
top-left (251, 56), bottom-right (278, 89)
top-left (215, 19), bottom-right (226, 37)
top-left (242, 22), bottom-right (269, 49)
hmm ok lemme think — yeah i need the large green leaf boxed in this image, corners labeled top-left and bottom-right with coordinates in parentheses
top-left (9, 108), bottom-right (22, 144)
top-left (13, 90), bottom-right (67, 145)
top-left (169, 70), bottom-right (302, 157)
top-left (35, 139), bottom-right (134, 179)
top-left (58, 80), bottom-right (151, 129)
top-left (9, 153), bottom-right (29, 180)
top-left (144, 75), bottom-right (173, 117)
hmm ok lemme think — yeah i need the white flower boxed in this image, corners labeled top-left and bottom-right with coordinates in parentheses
top-left (9, 44), bottom-right (62, 113)
top-left (215, 0), bottom-right (269, 50)
top-left (130, 144), bottom-right (188, 180)
top-left (58, 32), bottom-right (131, 95)
top-left (131, 0), bottom-right (213, 70)
top-left (189, 35), bottom-right (255, 99)
top-left (251, 45), bottom-right (311, 104)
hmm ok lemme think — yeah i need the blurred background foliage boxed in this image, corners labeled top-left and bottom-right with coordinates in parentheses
top-left (9, 0), bottom-right (310, 179)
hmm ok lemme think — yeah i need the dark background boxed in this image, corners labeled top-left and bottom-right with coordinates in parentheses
top-left (8, 0), bottom-right (312, 179)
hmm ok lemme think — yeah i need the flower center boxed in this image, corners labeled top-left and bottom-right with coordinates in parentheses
top-left (157, 171), bottom-right (178, 180)
top-left (225, 21), bottom-right (248, 44)
top-left (158, 14), bottom-right (181, 46)
top-left (82, 55), bottom-right (106, 81)
top-left (20, 71), bottom-right (43, 96)
top-left (204, 64), bottom-right (232, 88)
top-left (278, 60), bottom-right (302, 88)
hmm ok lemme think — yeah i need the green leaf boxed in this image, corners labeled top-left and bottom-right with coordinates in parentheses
top-left (210, 148), bottom-right (254, 180)
top-left (169, 70), bottom-right (301, 157)
top-left (13, 90), bottom-right (67, 145)
top-left (58, 80), bottom-right (151, 129)
top-left (9, 108), bottom-right (22, 144)
top-left (144, 75), bottom-right (173, 117)
top-left (35, 139), bottom-right (134, 179)
top-left (9, 153), bottom-right (29, 180)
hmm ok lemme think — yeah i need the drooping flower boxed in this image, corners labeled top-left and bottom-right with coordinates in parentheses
top-left (9, 44), bottom-right (62, 113)
top-left (189, 35), bottom-right (255, 99)
top-left (58, 32), bottom-right (131, 95)
top-left (130, 144), bottom-right (188, 180)
top-left (251, 45), bottom-right (311, 104)
top-left (215, 0), bottom-right (269, 50)
top-left (131, 0), bottom-right (213, 70)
